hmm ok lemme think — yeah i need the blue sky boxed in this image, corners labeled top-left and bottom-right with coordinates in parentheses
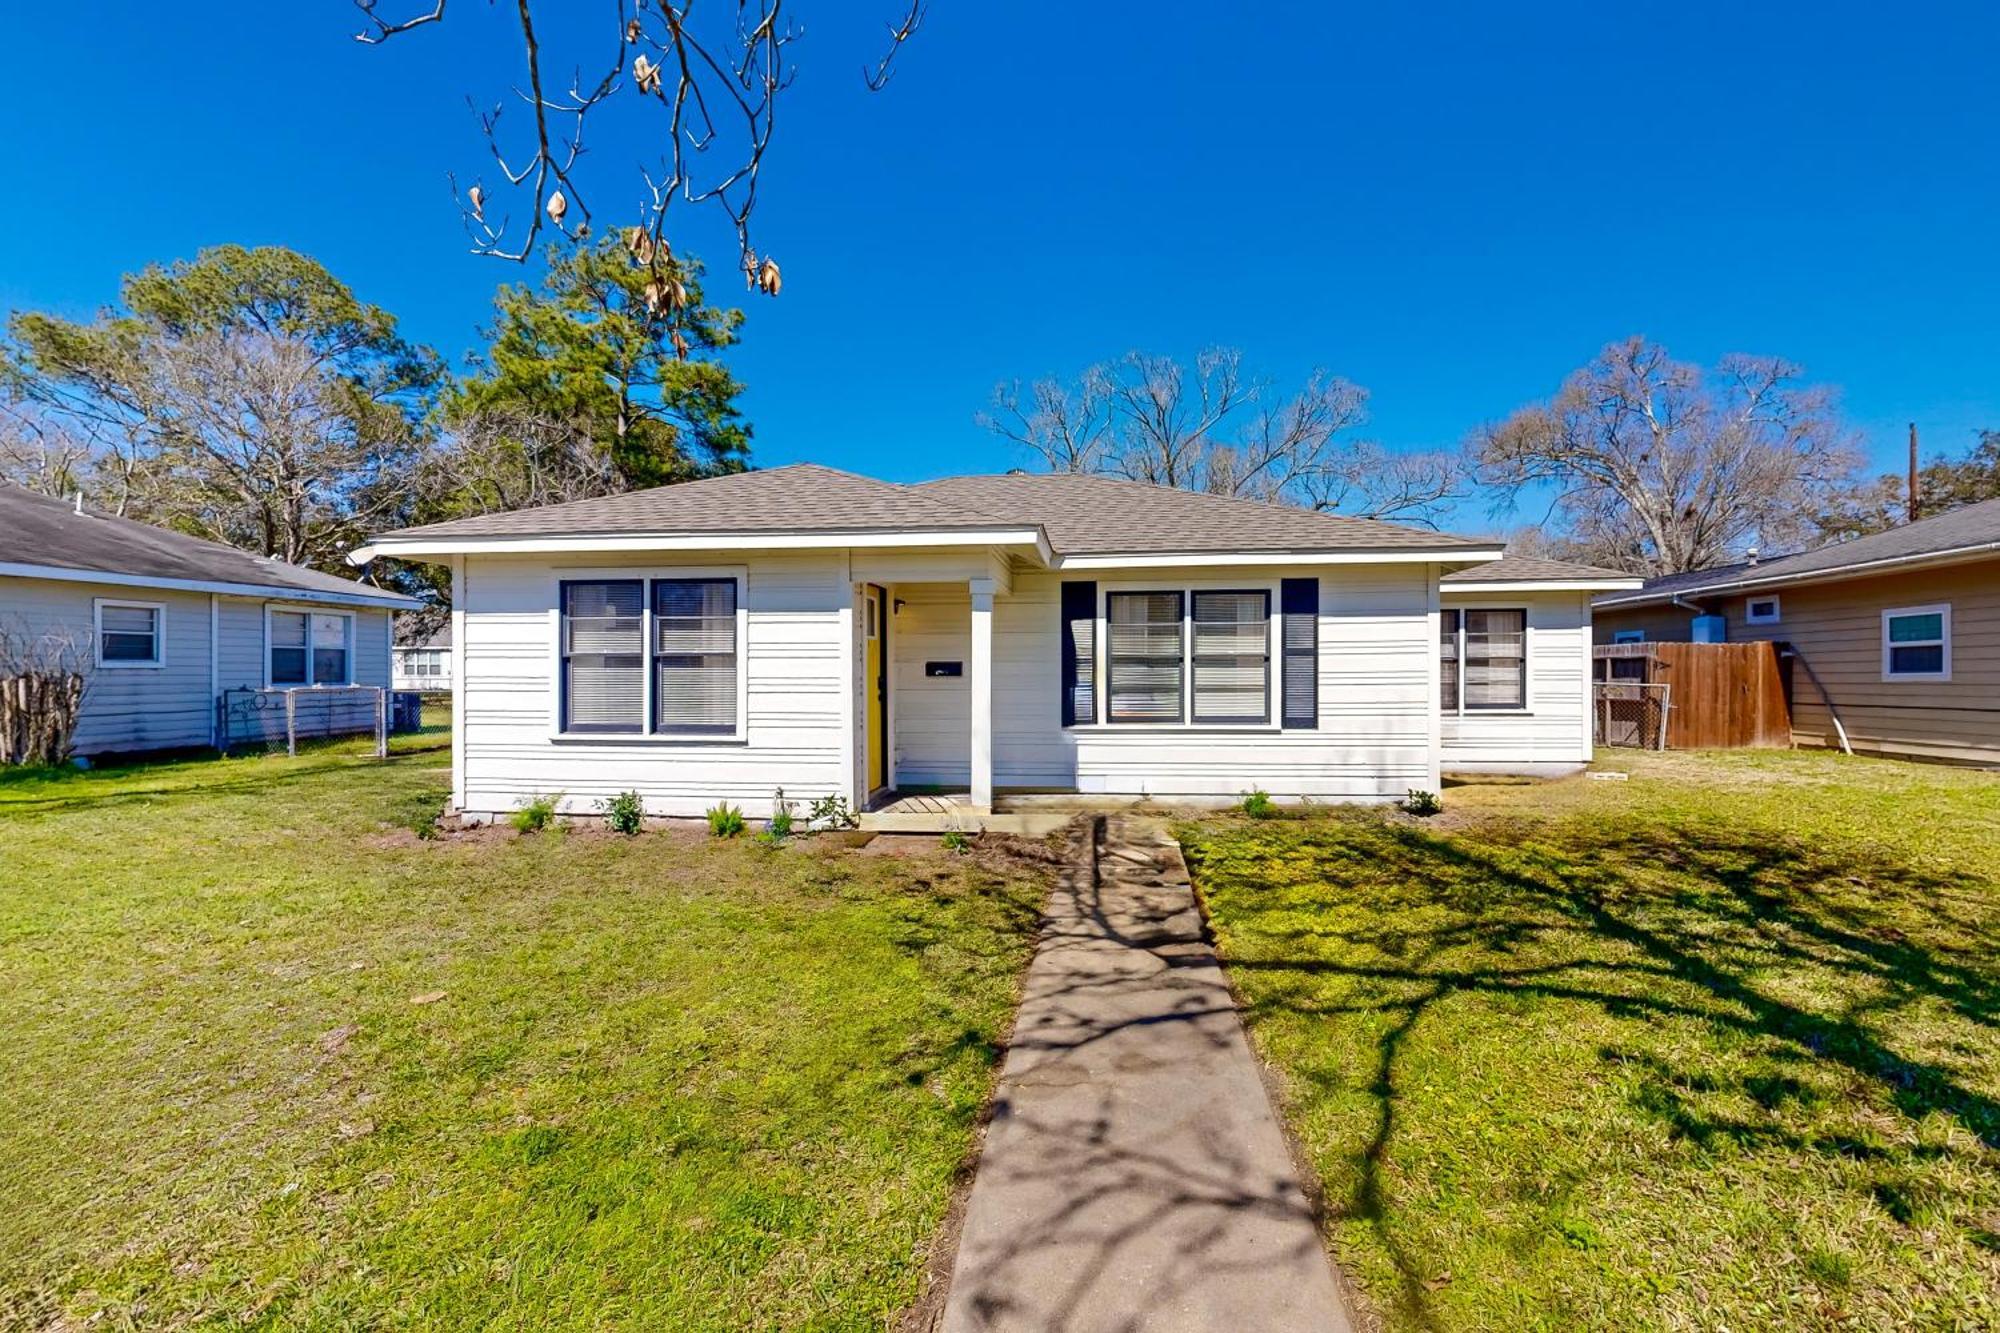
top-left (4, 2), bottom-right (1996, 530)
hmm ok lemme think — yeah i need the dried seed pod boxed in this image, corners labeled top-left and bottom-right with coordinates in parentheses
top-left (632, 53), bottom-right (662, 94)
top-left (671, 329), bottom-right (690, 360)
top-left (625, 18), bottom-right (641, 42)
top-left (467, 184), bottom-right (484, 220)
top-left (545, 190), bottom-right (568, 226)
top-left (623, 226), bottom-right (655, 263)
top-left (668, 277), bottom-right (688, 309)
top-left (758, 256), bottom-right (782, 297)
top-left (643, 278), bottom-right (668, 314)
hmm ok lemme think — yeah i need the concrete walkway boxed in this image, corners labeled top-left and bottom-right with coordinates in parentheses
top-left (939, 815), bottom-right (1353, 1333)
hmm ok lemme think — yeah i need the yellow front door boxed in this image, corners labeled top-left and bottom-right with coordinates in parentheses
top-left (865, 585), bottom-right (886, 792)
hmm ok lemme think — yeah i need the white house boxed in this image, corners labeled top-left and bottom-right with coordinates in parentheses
top-left (353, 465), bottom-right (1638, 822)
top-left (0, 483), bottom-right (420, 757)
top-left (393, 626), bottom-right (453, 692)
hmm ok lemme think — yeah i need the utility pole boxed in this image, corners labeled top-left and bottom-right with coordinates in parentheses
top-left (1908, 422), bottom-right (1921, 522)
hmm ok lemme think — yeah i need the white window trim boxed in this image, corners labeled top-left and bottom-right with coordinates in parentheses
top-left (263, 603), bottom-right (356, 688)
top-left (1080, 577), bottom-right (1280, 732)
top-left (547, 565), bottom-right (750, 743)
top-left (1744, 595), bottom-right (1781, 626)
top-left (93, 598), bottom-right (165, 669)
top-left (1881, 603), bottom-right (1951, 682)
top-left (1442, 606), bottom-right (1532, 715)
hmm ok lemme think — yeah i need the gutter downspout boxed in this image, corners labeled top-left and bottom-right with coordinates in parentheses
top-left (1779, 643), bottom-right (1853, 756)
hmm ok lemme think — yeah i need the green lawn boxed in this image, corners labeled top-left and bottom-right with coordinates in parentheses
top-left (1181, 749), bottom-right (2000, 1332)
top-left (0, 730), bottom-right (1048, 1330)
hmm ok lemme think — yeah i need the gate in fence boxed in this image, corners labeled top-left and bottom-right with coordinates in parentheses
top-left (1591, 641), bottom-right (1791, 750)
top-left (1594, 680), bottom-right (1671, 750)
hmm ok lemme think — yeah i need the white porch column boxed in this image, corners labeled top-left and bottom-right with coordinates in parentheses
top-left (968, 577), bottom-right (996, 812)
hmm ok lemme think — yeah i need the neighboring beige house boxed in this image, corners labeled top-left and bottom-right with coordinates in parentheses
top-left (352, 465), bottom-right (1636, 823)
top-left (1593, 497), bottom-right (2000, 764)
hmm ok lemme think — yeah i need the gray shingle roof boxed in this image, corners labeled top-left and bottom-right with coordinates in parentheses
top-left (371, 464), bottom-right (1495, 558)
top-left (917, 472), bottom-right (1493, 555)
top-left (378, 464), bottom-right (1015, 542)
top-left (0, 483), bottom-right (419, 607)
top-left (1595, 498), bottom-right (2000, 608)
top-left (1442, 555), bottom-right (1639, 585)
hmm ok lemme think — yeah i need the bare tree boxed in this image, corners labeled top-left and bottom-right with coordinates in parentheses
top-left (1474, 336), bottom-right (1861, 574)
top-left (354, 0), bottom-right (927, 282)
top-left (0, 403), bottom-right (95, 501)
top-left (0, 616), bottom-right (90, 766)
top-left (980, 348), bottom-right (1467, 525)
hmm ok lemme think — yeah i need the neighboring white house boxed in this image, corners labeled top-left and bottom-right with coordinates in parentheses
top-left (353, 465), bottom-right (1638, 822)
top-left (393, 626), bottom-right (453, 692)
top-left (0, 484), bottom-right (421, 757)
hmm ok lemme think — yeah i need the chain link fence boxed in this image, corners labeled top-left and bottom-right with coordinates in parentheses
top-left (1593, 681), bottom-right (1671, 750)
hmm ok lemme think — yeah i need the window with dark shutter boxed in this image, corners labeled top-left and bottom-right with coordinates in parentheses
top-left (1060, 580), bottom-right (1097, 726)
top-left (1280, 578), bottom-right (1317, 728)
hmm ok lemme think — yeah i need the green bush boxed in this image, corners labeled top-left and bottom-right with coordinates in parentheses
top-left (941, 829), bottom-right (972, 855)
top-left (1241, 789), bottom-right (1277, 819)
top-left (767, 787), bottom-right (794, 840)
top-left (807, 792), bottom-right (857, 830)
top-left (511, 792), bottom-right (563, 833)
top-left (1403, 788), bottom-right (1443, 816)
top-left (706, 802), bottom-right (746, 838)
top-left (599, 790), bottom-right (644, 836)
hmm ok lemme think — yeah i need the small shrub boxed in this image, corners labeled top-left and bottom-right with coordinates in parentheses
top-left (767, 787), bottom-right (794, 840)
top-left (941, 829), bottom-right (972, 855)
top-left (807, 792), bottom-right (858, 830)
top-left (511, 792), bottom-right (563, 833)
top-left (1404, 788), bottom-right (1443, 817)
top-left (599, 789), bottom-right (644, 836)
top-left (706, 802), bottom-right (746, 838)
top-left (1241, 789), bottom-right (1277, 819)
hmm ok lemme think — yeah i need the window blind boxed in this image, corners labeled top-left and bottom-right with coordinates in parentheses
top-left (1462, 609), bottom-right (1526, 710)
top-left (1059, 580), bottom-right (1097, 726)
top-left (1280, 578), bottom-right (1317, 729)
top-left (1107, 591), bottom-right (1184, 723)
top-left (99, 604), bottom-right (159, 663)
top-left (1439, 609), bottom-right (1461, 712)
top-left (653, 578), bottom-right (737, 733)
top-left (563, 580), bottom-right (644, 733)
top-left (1192, 590), bottom-right (1269, 724)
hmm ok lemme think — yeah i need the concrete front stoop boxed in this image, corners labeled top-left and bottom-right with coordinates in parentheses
top-left (937, 814), bottom-right (1354, 1333)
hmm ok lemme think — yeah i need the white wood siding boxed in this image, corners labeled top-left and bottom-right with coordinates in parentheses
top-left (1439, 590), bottom-right (1592, 772)
top-left (456, 552), bottom-right (848, 821)
top-left (892, 582), bottom-right (973, 785)
top-left (988, 564), bottom-right (1434, 802)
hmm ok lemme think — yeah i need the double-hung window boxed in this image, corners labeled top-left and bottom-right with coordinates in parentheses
top-left (559, 575), bottom-right (740, 736)
top-left (1106, 592), bottom-right (1185, 723)
top-left (95, 600), bottom-right (162, 667)
top-left (269, 610), bottom-right (351, 686)
top-left (652, 579), bottom-right (738, 734)
top-left (1440, 608), bottom-right (1527, 711)
top-left (1882, 604), bottom-right (1949, 680)
top-left (1191, 590), bottom-right (1270, 724)
top-left (1102, 589), bottom-right (1276, 725)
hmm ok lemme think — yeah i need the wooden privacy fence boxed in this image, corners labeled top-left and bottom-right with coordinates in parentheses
top-left (1593, 641), bottom-right (1791, 750)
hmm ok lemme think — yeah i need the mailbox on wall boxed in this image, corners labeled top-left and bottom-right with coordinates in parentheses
top-left (926, 661), bottom-right (963, 677)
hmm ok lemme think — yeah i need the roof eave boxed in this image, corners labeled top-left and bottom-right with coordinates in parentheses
top-left (0, 560), bottom-right (423, 609)
top-left (1049, 545), bottom-right (1505, 570)
top-left (1446, 577), bottom-right (1645, 595)
top-left (351, 526), bottom-right (1053, 564)
top-left (1593, 541), bottom-right (2000, 610)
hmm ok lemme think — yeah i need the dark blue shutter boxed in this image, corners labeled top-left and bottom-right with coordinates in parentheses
top-left (1281, 577), bottom-right (1318, 729)
top-left (1060, 580), bottom-right (1097, 726)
